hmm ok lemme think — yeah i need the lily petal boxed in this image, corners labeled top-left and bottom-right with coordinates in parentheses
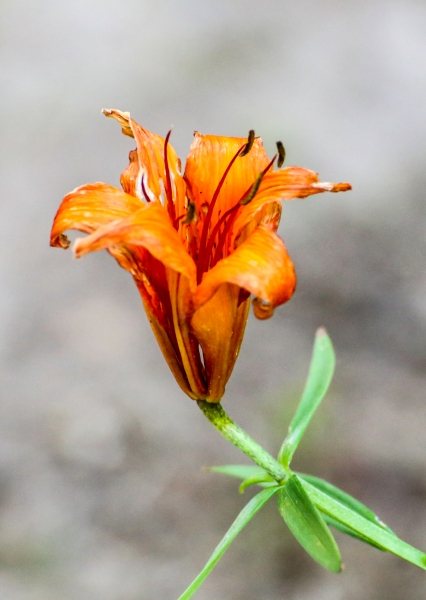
top-left (50, 183), bottom-right (143, 249)
top-left (233, 166), bottom-right (351, 239)
top-left (184, 133), bottom-right (270, 221)
top-left (103, 109), bottom-right (186, 219)
top-left (194, 226), bottom-right (296, 317)
top-left (74, 202), bottom-right (197, 292)
top-left (120, 149), bottom-right (140, 198)
top-left (191, 284), bottom-right (250, 401)
top-left (167, 270), bottom-right (207, 398)
top-left (135, 279), bottom-right (197, 399)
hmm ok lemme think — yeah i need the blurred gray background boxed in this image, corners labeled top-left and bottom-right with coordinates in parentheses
top-left (2, 0), bottom-right (426, 598)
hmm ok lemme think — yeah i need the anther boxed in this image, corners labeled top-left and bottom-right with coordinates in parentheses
top-left (276, 141), bottom-right (286, 168)
top-left (239, 130), bottom-right (255, 157)
top-left (182, 201), bottom-right (196, 224)
top-left (240, 172), bottom-right (264, 205)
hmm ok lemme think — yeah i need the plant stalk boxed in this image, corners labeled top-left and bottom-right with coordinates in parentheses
top-left (197, 400), bottom-right (288, 483)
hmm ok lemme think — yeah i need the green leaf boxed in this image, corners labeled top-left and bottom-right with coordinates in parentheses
top-left (321, 514), bottom-right (387, 551)
top-left (208, 465), bottom-right (275, 492)
top-left (208, 464), bottom-right (269, 481)
top-left (178, 487), bottom-right (279, 600)
top-left (239, 473), bottom-right (275, 493)
top-left (277, 474), bottom-right (342, 573)
top-left (301, 479), bottom-right (426, 570)
top-left (297, 474), bottom-right (394, 534)
top-left (278, 328), bottom-right (335, 469)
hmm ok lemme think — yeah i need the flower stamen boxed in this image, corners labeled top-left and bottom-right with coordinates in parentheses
top-left (197, 142), bottom-right (247, 283)
top-left (206, 171), bottom-right (265, 269)
top-left (164, 129), bottom-right (176, 223)
top-left (141, 175), bottom-right (151, 203)
top-left (239, 130), bottom-right (255, 157)
top-left (239, 172), bottom-right (264, 206)
top-left (173, 201), bottom-right (197, 229)
top-left (182, 201), bottom-right (196, 224)
top-left (264, 153), bottom-right (277, 175)
top-left (204, 154), bottom-right (278, 265)
top-left (276, 141), bottom-right (286, 168)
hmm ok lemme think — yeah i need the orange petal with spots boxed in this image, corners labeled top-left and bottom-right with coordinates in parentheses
top-left (120, 149), bottom-right (140, 198)
top-left (191, 283), bottom-right (249, 402)
top-left (103, 109), bottom-right (186, 219)
top-left (194, 226), bottom-right (296, 317)
top-left (74, 202), bottom-right (197, 292)
top-left (184, 133), bottom-right (270, 223)
top-left (233, 167), bottom-right (351, 239)
top-left (50, 182), bottom-right (143, 249)
top-left (135, 279), bottom-right (196, 399)
top-left (167, 270), bottom-right (207, 399)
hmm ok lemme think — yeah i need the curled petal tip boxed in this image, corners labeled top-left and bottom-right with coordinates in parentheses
top-left (335, 182), bottom-right (352, 192)
top-left (51, 233), bottom-right (71, 249)
top-left (312, 181), bottom-right (352, 193)
top-left (102, 108), bottom-right (133, 138)
top-left (102, 107), bottom-right (130, 119)
top-left (73, 238), bottom-right (86, 259)
top-left (252, 297), bottom-right (275, 320)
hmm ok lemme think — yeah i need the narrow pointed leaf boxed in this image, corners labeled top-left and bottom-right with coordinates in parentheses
top-left (208, 464), bottom-right (269, 481)
top-left (178, 487), bottom-right (279, 600)
top-left (278, 328), bottom-right (335, 469)
top-left (301, 479), bottom-right (426, 570)
top-left (239, 473), bottom-right (275, 493)
top-left (277, 474), bottom-right (342, 572)
top-left (297, 473), bottom-right (394, 534)
top-left (321, 514), bottom-right (387, 550)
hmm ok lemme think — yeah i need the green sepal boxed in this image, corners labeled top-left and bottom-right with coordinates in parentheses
top-left (277, 474), bottom-right (342, 573)
top-left (278, 328), bottom-right (335, 469)
top-left (177, 487), bottom-right (280, 600)
top-left (301, 479), bottom-right (426, 570)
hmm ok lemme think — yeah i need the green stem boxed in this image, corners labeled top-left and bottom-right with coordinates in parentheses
top-left (197, 400), bottom-right (288, 483)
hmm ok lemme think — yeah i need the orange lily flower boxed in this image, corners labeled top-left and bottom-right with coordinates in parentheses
top-left (50, 109), bottom-right (351, 402)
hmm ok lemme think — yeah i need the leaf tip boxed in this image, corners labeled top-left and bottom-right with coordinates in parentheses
top-left (316, 327), bottom-right (328, 338)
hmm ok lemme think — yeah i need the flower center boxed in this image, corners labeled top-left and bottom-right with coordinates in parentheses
top-left (196, 151), bottom-right (277, 282)
top-left (196, 142), bottom-right (247, 283)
